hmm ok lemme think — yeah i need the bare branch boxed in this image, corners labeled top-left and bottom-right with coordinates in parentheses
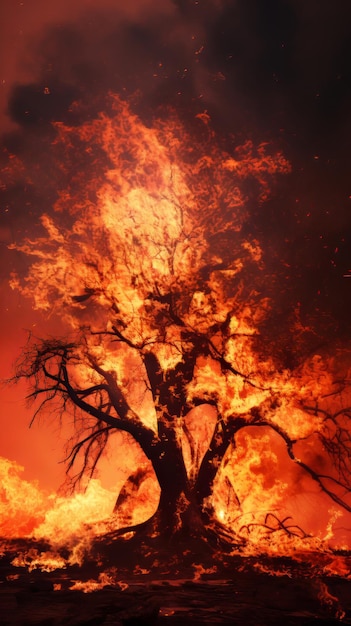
top-left (251, 418), bottom-right (351, 514)
top-left (64, 426), bottom-right (113, 489)
top-left (240, 512), bottom-right (309, 539)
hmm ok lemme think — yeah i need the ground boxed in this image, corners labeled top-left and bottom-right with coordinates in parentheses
top-left (1, 538), bottom-right (351, 625)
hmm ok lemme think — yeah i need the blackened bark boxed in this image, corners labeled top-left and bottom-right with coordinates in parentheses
top-left (195, 416), bottom-right (245, 512)
top-left (148, 428), bottom-right (190, 536)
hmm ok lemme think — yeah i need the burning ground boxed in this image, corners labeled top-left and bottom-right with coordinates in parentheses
top-left (2, 467), bottom-right (351, 626)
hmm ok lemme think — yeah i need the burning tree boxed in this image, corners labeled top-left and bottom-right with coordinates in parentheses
top-left (10, 96), bottom-right (351, 546)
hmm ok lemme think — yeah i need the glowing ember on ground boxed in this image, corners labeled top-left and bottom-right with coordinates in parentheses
top-left (69, 572), bottom-right (123, 593)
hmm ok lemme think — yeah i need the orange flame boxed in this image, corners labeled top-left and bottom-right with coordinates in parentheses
top-left (4, 94), bottom-right (351, 570)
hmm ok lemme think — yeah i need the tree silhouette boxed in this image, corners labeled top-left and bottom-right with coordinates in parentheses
top-left (11, 96), bottom-right (351, 544)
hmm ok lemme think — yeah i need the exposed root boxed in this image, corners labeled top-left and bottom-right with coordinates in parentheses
top-left (239, 512), bottom-right (309, 539)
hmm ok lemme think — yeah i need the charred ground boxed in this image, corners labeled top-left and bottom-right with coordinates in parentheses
top-left (2, 535), bottom-right (351, 625)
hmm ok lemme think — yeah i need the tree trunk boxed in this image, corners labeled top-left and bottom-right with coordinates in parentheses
top-left (114, 414), bottom-right (245, 544)
top-left (149, 434), bottom-right (192, 538)
top-left (195, 416), bottom-right (245, 517)
top-left (143, 416), bottom-right (209, 540)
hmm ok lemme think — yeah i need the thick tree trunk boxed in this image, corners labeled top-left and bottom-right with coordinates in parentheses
top-left (148, 425), bottom-right (233, 541)
top-left (110, 437), bottom-right (242, 558)
top-left (114, 414), bottom-right (244, 545)
top-left (149, 434), bottom-right (193, 538)
top-left (195, 416), bottom-right (245, 517)
top-left (134, 415), bottom-right (208, 540)
top-left (195, 421), bottom-right (229, 507)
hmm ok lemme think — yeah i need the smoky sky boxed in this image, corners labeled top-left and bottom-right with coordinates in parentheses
top-left (1, 0), bottom-right (351, 353)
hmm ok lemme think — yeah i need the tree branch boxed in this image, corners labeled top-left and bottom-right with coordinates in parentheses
top-left (250, 418), bottom-right (351, 514)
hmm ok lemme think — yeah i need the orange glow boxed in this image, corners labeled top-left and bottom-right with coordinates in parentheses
top-left (0, 458), bottom-right (47, 538)
top-left (2, 93), bottom-right (351, 571)
top-left (0, 445), bottom-right (156, 569)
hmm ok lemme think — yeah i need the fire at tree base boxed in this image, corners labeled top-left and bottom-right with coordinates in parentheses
top-left (2, 532), bottom-right (351, 625)
top-left (2, 450), bottom-right (351, 623)
top-left (2, 506), bottom-right (351, 626)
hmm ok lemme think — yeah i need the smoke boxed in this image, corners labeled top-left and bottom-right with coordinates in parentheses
top-left (0, 0), bottom-right (178, 129)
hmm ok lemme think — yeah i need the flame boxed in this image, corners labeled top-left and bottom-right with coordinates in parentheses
top-left (69, 572), bottom-right (123, 593)
top-left (11, 549), bottom-right (67, 573)
top-left (33, 479), bottom-right (115, 545)
top-left (314, 580), bottom-right (346, 620)
top-left (10, 95), bottom-right (290, 352)
top-left (4, 93), bottom-right (351, 571)
top-left (0, 456), bottom-right (124, 568)
top-left (1, 446), bottom-right (351, 577)
top-left (193, 564), bottom-right (217, 581)
top-left (0, 458), bottom-right (48, 538)
top-left (0, 455), bottom-right (117, 542)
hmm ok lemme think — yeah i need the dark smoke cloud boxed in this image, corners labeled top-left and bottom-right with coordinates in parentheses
top-left (2, 0), bottom-right (351, 345)
top-left (205, 0), bottom-right (351, 339)
top-left (0, 0), bottom-right (178, 129)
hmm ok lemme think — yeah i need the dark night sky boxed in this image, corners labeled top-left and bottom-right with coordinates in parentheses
top-left (1, 0), bottom-right (351, 486)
